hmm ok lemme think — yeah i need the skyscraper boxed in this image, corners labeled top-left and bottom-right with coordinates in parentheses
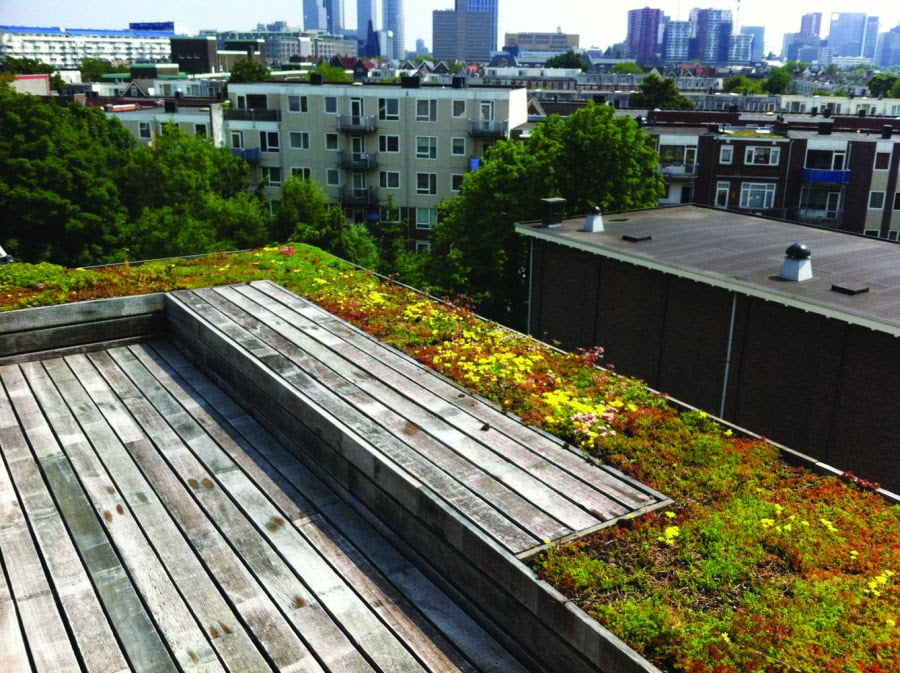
top-left (626, 7), bottom-right (666, 61)
top-left (862, 16), bottom-right (879, 59)
top-left (431, 1), bottom-right (497, 62)
top-left (304, 0), bottom-right (326, 31)
top-left (689, 8), bottom-right (732, 63)
top-left (828, 13), bottom-right (866, 56)
top-left (800, 13), bottom-right (822, 37)
top-left (662, 21), bottom-right (691, 62)
top-left (740, 26), bottom-right (765, 62)
top-left (358, 0), bottom-right (381, 34)
top-left (324, 0), bottom-right (344, 34)
top-left (383, 0), bottom-right (405, 59)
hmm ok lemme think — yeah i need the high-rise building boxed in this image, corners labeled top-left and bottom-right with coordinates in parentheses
top-left (862, 16), bottom-right (879, 59)
top-left (828, 13), bottom-right (866, 57)
top-left (325, 0), bottom-right (344, 34)
top-left (383, 0), bottom-right (405, 60)
top-left (504, 31), bottom-right (579, 52)
top-left (358, 0), bottom-right (381, 34)
top-left (782, 32), bottom-right (821, 61)
top-left (431, 1), bottom-right (497, 62)
top-left (626, 7), bottom-right (666, 61)
top-left (432, 9), bottom-right (457, 62)
top-left (740, 26), bottom-right (765, 62)
top-left (727, 33), bottom-right (753, 64)
top-left (689, 8), bottom-right (732, 63)
top-left (304, 0), bottom-right (326, 31)
top-left (875, 25), bottom-right (900, 67)
top-left (800, 13), bottom-right (822, 37)
top-left (662, 21), bottom-right (691, 62)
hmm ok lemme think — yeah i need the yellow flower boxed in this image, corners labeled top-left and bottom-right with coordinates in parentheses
top-left (760, 518), bottom-right (775, 528)
top-left (724, 429), bottom-right (733, 437)
top-left (887, 618), bottom-right (896, 628)
top-left (664, 511), bottom-right (677, 519)
top-left (720, 632), bottom-right (731, 644)
top-left (313, 277), bottom-right (328, 285)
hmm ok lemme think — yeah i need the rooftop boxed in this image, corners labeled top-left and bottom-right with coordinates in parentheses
top-left (516, 205), bottom-right (900, 337)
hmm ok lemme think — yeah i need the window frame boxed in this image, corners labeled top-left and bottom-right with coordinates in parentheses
top-left (289, 131), bottom-right (310, 150)
top-left (719, 145), bottom-right (733, 165)
top-left (378, 97), bottom-right (399, 120)
top-left (868, 190), bottom-right (886, 210)
top-left (325, 133), bottom-right (339, 151)
top-left (416, 136), bottom-right (438, 159)
top-left (450, 174), bottom-right (464, 192)
top-left (739, 182), bottom-right (777, 209)
top-left (325, 168), bottom-right (340, 187)
top-left (260, 130), bottom-right (280, 152)
top-left (744, 145), bottom-right (781, 166)
top-left (415, 207), bottom-right (438, 229)
top-left (324, 96), bottom-right (338, 114)
top-left (416, 172), bottom-right (437, 195)
top-left (379, 134), bottom-right (400, 153)
top-left (451, 137), bottom-right (466, 156)
top-left (230, 129), bottom-right (243, 148)
top-left (874, 152), bottom-right (891, 171)
top-left (416, 99), bottom-right (437, 122)
top-left (291, 167), bottom-right (311, 179)
top-left (452, 100), bottom-right (466, 118)
top-left (715, 180), bottom-right (730, 208)
top-left (288, 94), bottom-right (308, 113)
top-left (262, 165), bottom-right (282, 187)
top-left (138, 122), bottom-right (151, 139)
top-left (379, 170), bottom-right (400, 189)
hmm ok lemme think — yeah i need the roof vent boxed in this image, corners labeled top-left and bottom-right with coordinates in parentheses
top-left (541, 197), bottom-right (566, 228)
top-left (817, 121), bottom-right (833, 135)
top-left (310, 73), bottom-right (324, 85)
top-left (779, 243), bottom-right (812, 282)
top-left (831, 283), bottom-right (869, 296)
top-left (882, 125), bottom-right (894, 140)
top-left (0, 244), bottom-right (13, 265)
top-left (583, 206), bottom-right (604, 233)
top-left (401, 75), bottom-right (421, 89)
top-left (622, 234), bottom-right (652, 243)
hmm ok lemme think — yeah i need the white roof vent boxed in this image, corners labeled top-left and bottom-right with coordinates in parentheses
top-left (779, 243), bottom-right (812, 282)
top-left (583, 206), bottom-right (604, 233)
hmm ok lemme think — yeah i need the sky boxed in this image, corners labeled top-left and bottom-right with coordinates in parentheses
top-left (1, 0), bottom-right (898, 56)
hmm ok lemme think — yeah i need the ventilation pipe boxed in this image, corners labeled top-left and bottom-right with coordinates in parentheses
top-left (779, 243), bottom-right (813, 282)
top-left (583, 206), bottom-right (604, 232)
top-left (541, 197), bottom-right (566, 228)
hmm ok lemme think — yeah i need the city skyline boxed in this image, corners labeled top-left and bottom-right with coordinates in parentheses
top-left (1, 1), bottom-right (898, 55)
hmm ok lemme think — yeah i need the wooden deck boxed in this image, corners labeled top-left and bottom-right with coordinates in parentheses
top-left (0, 342), bottom-right (534, 673)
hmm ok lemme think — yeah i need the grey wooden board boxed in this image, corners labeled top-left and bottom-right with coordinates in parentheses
top-left (0, 294), bottom-right (165, 335)
top-left (23, 359), bottom-right (226, 673)
top-left (102, 345), bottom-right (431, 673)
top-left (206, 285), bottom-right (592, 534)
top-left (0, 335), bottom-right (153, 367)
top-left (167, 291), bottom-right (540, 553)
top-left (0, 371), bottom-right (130, 673)
top-left (141, 339), bottom-right (533, 673)
top-left (2, 363), bottom-right (174, 673)
top-left (249, 281), bottom-right (660, 511)
top-left (0, 542), bottom-right (32, 673)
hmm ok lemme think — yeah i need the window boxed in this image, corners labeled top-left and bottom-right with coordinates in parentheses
top-left (289, 132), bottom-right (310, 149)
top-left (806, 149), bottom-right (845, 170)
top-left (416, 99), bottom-right (437, 122)
top-left (416, 136), bottom-right (438, 159)
top-left (868, 190), bottom-right (885, 210)
top-left (378, 97), bottom-right (399, 120)
top-left (288, 95), bottom-right (308, 113)
top-left (889, 230), bottom-right (899, 241)
top-left (452, 100), bottom-right (466, 117)
top-left (379, 170), bottom-right (400, 189)
top-left (325, 133), bottom-right (339, 151)
top-left (324, 96), bottom-right (338, 114)
top-left (416, 208), bottom-right (438, 229)
top-left (260, 131), bottom-right (279, 152)
top-left (262, 166), bottom-right (282, 186)
top-left (415, 240), bottom-right (431, 253)
top-left (874, 152), bottom-right (891, 170)
top-left (416, 173), bottom-right (437, 194)
top-left (719, 145), bottom-right (733, 164)
top-left (230, 130), bottom-right (243, 148)
top-left (451, 174), bottom-right (464, 192)
top-left (715, 181), bottom-right (729, 208)
top-left (451, 137), bottom-right (466, 156)
top-left (744, 146), bottom-right (781, 165)
top-left (195, 124), bottom-right (207, 137)
top-left (739, 182), bottom-right (776, 209)
top-left (379, 135), bottom-right (400, 152)
top-left (139, 122), bottom-right (151, 139)
top-left (894, 192), bottom-right (900, 210)
top-left (326, 169), bottom-right (340, 186)
top-left (864, 229), bottom-right (881, 237)
top-left (291, 167), bottom-right (311, 179)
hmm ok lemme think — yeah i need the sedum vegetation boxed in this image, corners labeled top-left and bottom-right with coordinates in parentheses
top-left (1, 246), bottom-right (896, 673)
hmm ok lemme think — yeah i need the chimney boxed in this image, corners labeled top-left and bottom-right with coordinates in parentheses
top-left (310, 73), bottom-right (324, 85)
top-left (451, 76), bottom-right (466, 89)
top-left (401, 75), bottom-right (421, 88)
top-left (882, 125), bottom-right (894, 140)
top-left (583, 206), bottom-right (604, 232)
top-left (540, 197), bottom-right (566, 228)
top-left (779, 243), bottom-right (813, 282)
top-left (817, 121), bottom-right (833, 135)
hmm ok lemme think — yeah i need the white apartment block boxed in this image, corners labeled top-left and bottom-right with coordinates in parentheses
top-left (0, 26), bottom-right (172, 69)
top-left (226, 81), bottom-right (528, 242)
top-left (107, 103), bottom-right (226, 149)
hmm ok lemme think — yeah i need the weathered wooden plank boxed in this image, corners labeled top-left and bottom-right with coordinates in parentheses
top-left (0, 544), bottom-right (32, 673)
top-left (0, 294), bottom-right (165, 334)
top-left (25, 358), bottom-right (225, 673)
top-left (0, 314), bottom-right (165, 360)
top-left (251, 280), bottom-right (658, 510)
top-left (100, 347), bottom-right (377, 673)
top-left (169, 291), bottom-right (539, 552)
top-left (64, 353), bottom-right (277, 673)
top-left (4, 362), bottom-right (174, 673)
top-left (0, 372), bottom-right (130, 673)
top-left (136, 341), bottom-right (524, 673)
top-left (0, 335), bottom-right (152, 367)
top-left (106, 345), bottom-right (430, 673)
top-left (206, 287), bottom-right (584, 534)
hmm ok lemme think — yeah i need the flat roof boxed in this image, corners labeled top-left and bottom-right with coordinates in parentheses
top-left (516, 205), bottom-right (900, 336)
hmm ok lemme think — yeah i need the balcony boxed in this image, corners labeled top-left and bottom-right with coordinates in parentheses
top-left (337, 115), bottom-right (378, 133)
top-left (340, 186), bottom-right (379, 206)
top-left (468, 119), bottom-right (509, 138)
top-left (802, 168), bottom-right (851, 184)
top-left (339, 151), bottom-right (378, 171)
top-left (225, 108), bottom-right (281, 122)
top-left (660, 163), bottom-right (698, 178)
top-left (231, 147), bottom-right (260, 163)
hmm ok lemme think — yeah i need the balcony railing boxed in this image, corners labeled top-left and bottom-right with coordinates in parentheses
top-left (231, 147), bottom-right (260, 162)
top-left (340, 186), bottom-right (379, 206)
top-left (337, 115), bottom-right (378, 133)
top-left (660, 163), bottom-right (698, 177)
top-left (339, 151), bottom-right (378, 170)
top-left (802, 168), bottom-right (851, 184)
top-left (225, 108), bottom-right (281, 122)
top-left (467, 119), bottom-right (509, 138)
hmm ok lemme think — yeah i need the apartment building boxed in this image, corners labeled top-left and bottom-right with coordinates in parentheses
top-left (226, 79), bottom-right (527, 245)
top-left (105, 102), bottom-right (226, 148)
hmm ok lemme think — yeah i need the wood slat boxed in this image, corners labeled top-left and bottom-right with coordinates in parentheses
top-left (0, 545), bottom-right (32, 673)
top-left (0, 294), bottom-right (165, 335)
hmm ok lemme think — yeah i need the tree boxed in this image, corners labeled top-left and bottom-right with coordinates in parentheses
top-left (545, 51), bottom-right (589, 71)
top-left (890, 80), bottom-right (900, 98)
top-left (79, 57), bottom-right (128, 83)
top-left (0, 84), bottom-right (133, 265)
top-left (228, 59), bottom-right (272, 84)
top-left (723, 74), bottom-right (763, 94)
top-left (312, 63), bottom-right (350, 83)
top-left (430, 103), bottom-right (664, 327)
top-left (0, 56), bottom-right (65, 91)
top-left (763, 66), bottom-right (792, 94)
top-left (868, 73), bottom-right (899, 97)
top-left (611, 61), bottom-right (643, 74)
top-left (630, 74), bottom-right (695, 109)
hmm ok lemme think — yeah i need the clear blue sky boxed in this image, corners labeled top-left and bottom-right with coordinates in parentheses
top-left (1, 1), bottom-right (898, 54)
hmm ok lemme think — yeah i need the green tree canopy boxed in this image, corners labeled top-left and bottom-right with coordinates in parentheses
top-left (611, 61), bottom-right (643, 74)
top-left (0, 56), bottom-right (65, 91)
top-left (0, 84), bottom-right (133, 265)
top-left (79, 57), bottom-right (129, 83)
top-left (890, 80), bottom-right (900, 98)
top-left (868, 73), bottom-right (899, 97)
top-left (545, 51), bottom-right (589, 71)
top-left (429, 103), bottom-right (664, 326)
top-left (762, 66), bottom-right (792, 94)
top-left (723, 74), bottom-right (763, 94)
top-left (630, 74), bottom-right (695, 109)
top-left (313, 63), bottom-right (351, 83)
top-left (228, 59), bottom-right (272, 84)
